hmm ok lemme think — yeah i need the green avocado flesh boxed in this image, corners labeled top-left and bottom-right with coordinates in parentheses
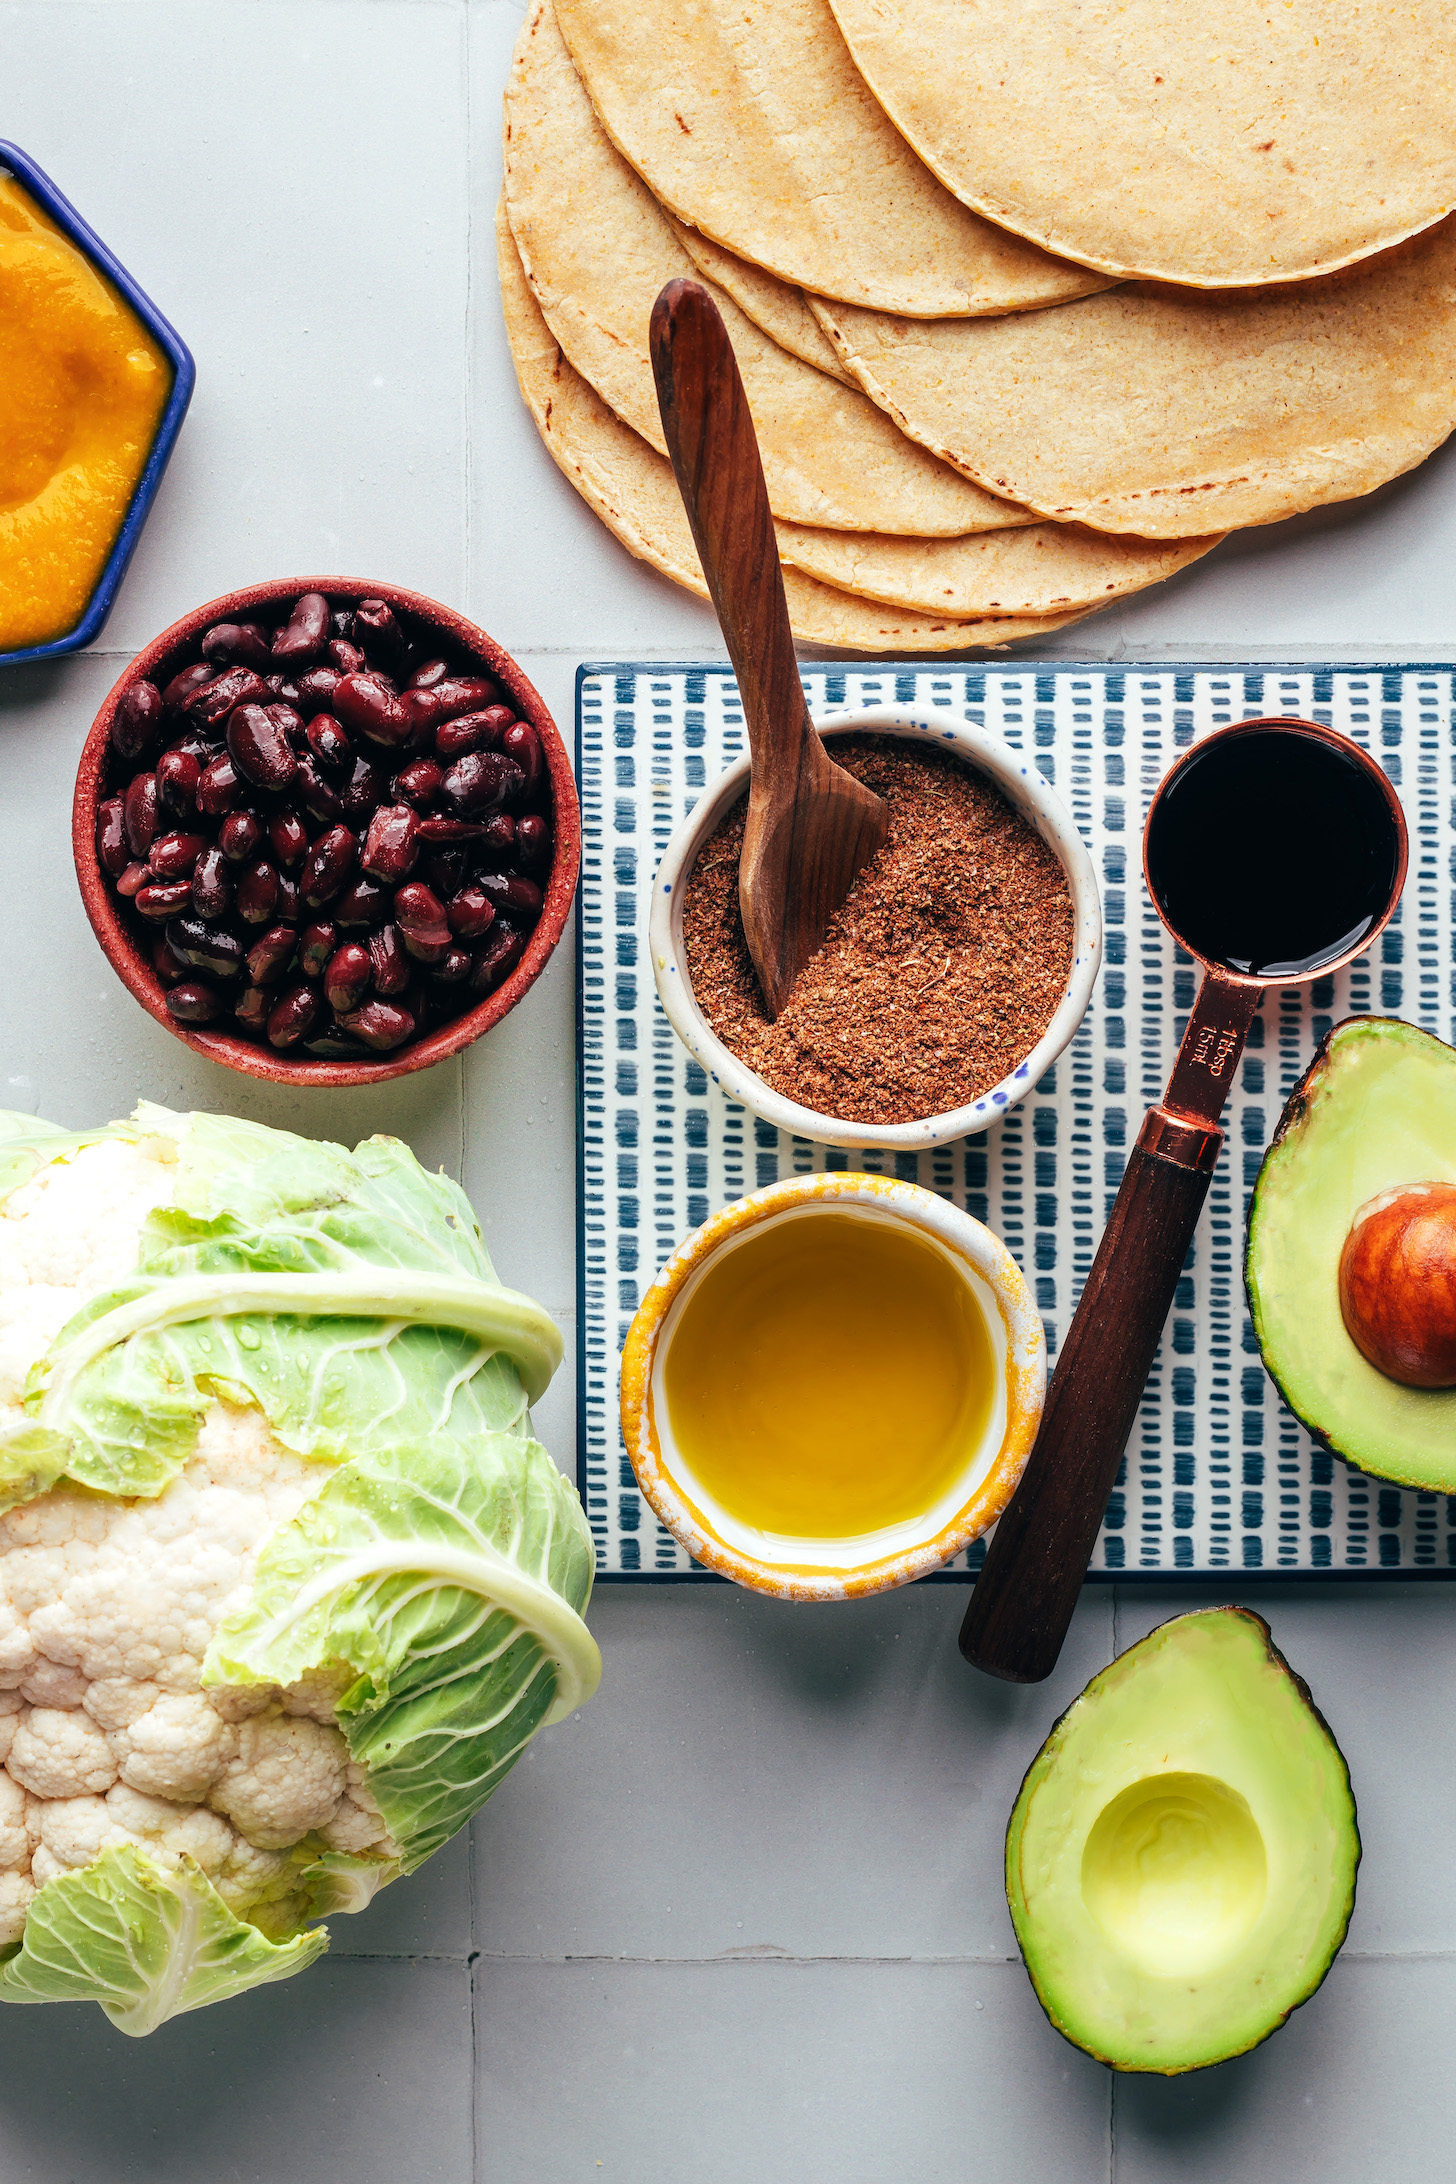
top-left (1247, 1016), bottom-right (1456, 1490)
top-left (1005, 1608), bottom-right (1358, 2074)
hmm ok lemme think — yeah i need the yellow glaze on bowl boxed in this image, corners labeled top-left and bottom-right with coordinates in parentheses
top-left (0, 175), bottom-right (172, 651)
top-left (620, 1172), bottom-right (1046, 1600)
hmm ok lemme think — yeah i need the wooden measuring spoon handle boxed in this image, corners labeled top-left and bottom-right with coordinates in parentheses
top-left (649, 279), bottom-right (815, 776)
top-left (958, 1127), bottom-right (1219, 1683)
top-left (959, 969), bottom-right (1264, 1684)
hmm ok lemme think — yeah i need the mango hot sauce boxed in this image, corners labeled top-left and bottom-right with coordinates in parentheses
top-left (0, 175), bottom-right (171, 651)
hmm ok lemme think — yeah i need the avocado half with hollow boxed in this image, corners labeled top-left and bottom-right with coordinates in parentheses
top-left (1006, 1607), bottom-right (1358, 2074)
top-left (1247, 1016), bottom-right (1456, 1489)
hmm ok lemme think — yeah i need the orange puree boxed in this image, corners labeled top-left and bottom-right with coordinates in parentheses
top-left (0, 175), bottom-right (172, 650)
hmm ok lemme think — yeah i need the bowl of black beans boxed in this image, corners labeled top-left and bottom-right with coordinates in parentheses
top-left (74, 577), bottom-right (579, 1084)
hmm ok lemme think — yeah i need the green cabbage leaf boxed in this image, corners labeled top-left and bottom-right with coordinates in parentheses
top-left (0, 1848), bottom-right (326, 2037)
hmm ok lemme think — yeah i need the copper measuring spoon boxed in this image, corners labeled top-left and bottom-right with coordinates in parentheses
top-left (960, 716), bottom-right (1408, 1684)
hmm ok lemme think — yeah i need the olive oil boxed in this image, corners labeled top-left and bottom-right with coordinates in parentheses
top-left (661, 1209), bottom-right (999, 1539)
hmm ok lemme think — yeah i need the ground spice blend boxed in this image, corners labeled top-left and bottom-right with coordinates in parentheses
top-left (681, 736), bottom-right (1075, 1127)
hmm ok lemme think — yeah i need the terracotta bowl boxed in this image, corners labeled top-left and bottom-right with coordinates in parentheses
top-left (620, 1172), bottom-right (1047, 1601)
top-left (73, 576), bottom-right (580, 1086)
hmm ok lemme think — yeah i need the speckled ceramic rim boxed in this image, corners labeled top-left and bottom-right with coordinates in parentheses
top-left (619, 1172), bottom-right (1047, 1602)
top-left (648, 705), bottom-right (1102, 1149)
top-left (72, 576), bottom-right (580, 1087)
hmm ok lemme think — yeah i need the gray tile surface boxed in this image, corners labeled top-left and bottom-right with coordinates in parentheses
top-left (4, 0), bottom-right (1456, 2175)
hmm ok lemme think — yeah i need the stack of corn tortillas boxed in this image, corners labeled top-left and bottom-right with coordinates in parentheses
top-left (500, 0), bottom-right (1456, 652)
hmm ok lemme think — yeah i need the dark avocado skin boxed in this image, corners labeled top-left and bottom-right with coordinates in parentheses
top-left (1242, 1014), bottom-right (1456, 1477)
top-left (1005, 1606), bottom-right (1361, 2075)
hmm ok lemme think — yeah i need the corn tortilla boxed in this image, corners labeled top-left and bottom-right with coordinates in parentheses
top-left (552, 0), bottom-right (1110, 317)
top-left (777, 521), bottom-right (1221, 616)
top-left (827, 0), bottom-right (1456, 289)
top-left (503, 0), bottom-right (1026, 537)
top-left (667, 220), bottom-right (856, 389)
top-left (812, 222), bottom-right (1456, 537)
top-left (496, 203), bottom-right (1101, 653)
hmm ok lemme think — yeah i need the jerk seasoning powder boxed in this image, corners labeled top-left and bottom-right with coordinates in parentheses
top-left (681, 736), bottom-right (1074, 1128)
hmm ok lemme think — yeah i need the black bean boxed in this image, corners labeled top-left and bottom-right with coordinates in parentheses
top-left (330, 608), bottom-right (356, 643)
top-left (166, 918), bottom-right (244, 981)
top-left (300, 826), bottom-right (356, 908)
top-left (185, 666), bottom-right (269, 727)
top-left (333, 673), bottom-right (408, 749)
top-left (156, 747), bottom-right (202, 821)
top-left (202, 622), bottom-right (272, 672)
top-left (111, 681), bottom-right (164, 763)
top-left (218, 810), bottom-right (263, 864)
top-left (246, 927), bottom-right (297, 985)
top-left (115, 862), bottom-right (151, 899)
top-left (469, 927), bottom-right (528, 995)
top-left (476, 872), bottom-right (543, 921)
top-left (305, 714), bottom-right (353, 777)
top-left (439, 750), bottom-right (523, 817)
top-left (369, 923), bottom-right (409, 995)
top-left (328, 639), bottom-right (367, 675)
top-left (296, 664), bottom-right (342, 711)
top-left (191, 845), bottom-right (233, 919)
top-left (148, 830), bottom-right (207, 882)
top-left (227, 703), bottom-right (297, 792)
top-left (271, 592), bottom-right (331, 667)
top-left (354, 598), bottom-right (406, 673)
top-left (323, 942), bottom-right (372, 1014)
top-left (426, 848), bottom-right (471, 899)
top-left (447, 884), bottom-right (496, 941)
top-left (167, 981), bottom-right (224, 1024)
top-left (236, 860), bottom-right (280, 925)
top-left (500, 721), bottom-right (543, 806)
top-left (515, 814), bottom-right (553, 876)
top-left (274, 873), bottom-right (301, 925)
top-left (268, 811), bottom-right (309, 868)
top-left (234, 985), bottom-right (272, 1035)
top-left (299, 923), bottom-right (338, 980)
top-left (295, 753), bottom-right (343, 825)
top-left (134, 880), bottom-right (195, 920)
top-left (361, 805), bottom-right (419, 884)
top-left (337, 756), bottom-right (385, 825)
top-left (430, 946), bottom-right (473, 985)
top-left (152, 934), bottom-right (190, 986)
top-left (196, 754), bottom-right (241, 817)
top-left (266, 983), bottom-right (321, 1047)
top-left (336, 999), bottom-right (415, 1052)
top-left (96, 798), bottom-right (129, 877)
top-left (393, 881), bottom-right (450, 963)
top-left (405, 657), bottom-right (448, 691)
top-left (123, 772), bottom-right (159, 860)
top-left (393, 758), bottom-right (442, 809)
top-left (332, 875), bottom-right (390, 928)
top-left (161, 662), bottom-right (217, 715)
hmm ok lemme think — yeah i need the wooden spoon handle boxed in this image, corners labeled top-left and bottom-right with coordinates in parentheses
top-left (649, 278), bottom-right (815, 786)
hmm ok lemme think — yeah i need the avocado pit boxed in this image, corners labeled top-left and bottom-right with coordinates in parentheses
top-left (1338, 1182), bottom-right (1456, 1389)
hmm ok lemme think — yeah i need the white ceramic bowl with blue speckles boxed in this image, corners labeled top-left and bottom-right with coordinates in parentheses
top-left (649, 704), bottom-right (1102, 1150)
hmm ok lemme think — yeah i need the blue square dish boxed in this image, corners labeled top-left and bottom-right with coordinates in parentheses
top-left (0, 141), bottom-right (195, 668)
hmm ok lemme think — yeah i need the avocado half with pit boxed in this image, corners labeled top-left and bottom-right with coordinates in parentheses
top-left (1006, 1607), bottom-right (1358, 2074)
top-left (1247, 1016), bottom-right (1456, 1489)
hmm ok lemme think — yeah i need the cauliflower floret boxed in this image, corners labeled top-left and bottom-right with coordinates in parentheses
top-left (8, 1708), bottom-right (117, 1798)
top-left (0, 1770), bottom-right (28, 1870)
top-left (29, 1846), bottom-right (63, 1888)
top-left (280, 1664), bottom-right (353, 1724)
top-left (19, 1659), bottom-right (87, 1710)
top-left (320, 1762), bottom-right (396, 1855)
top-left (0, 1691), bottom-right (24, 1765)
top-left (211, 1836), bottom-right (299, 1919)
top-left (206, 1681), bottom-right (281, 1725)
top-left (210, 1716), bottom-right (348, 1849)
top-left (111, 1693), bottom-right (237, 1803)
top-left (0, 1870), bottom-right (35, 1945)
top-left (82, 1678), bottom-right (160, 1733)
top-left (31, 1793), bottom-right (126, 1871)
top-left (105, 1784), bottom-right (236, 1876)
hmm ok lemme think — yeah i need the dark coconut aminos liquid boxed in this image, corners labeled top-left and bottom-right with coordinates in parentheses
top-left (1145, 729), bottom-right (1401, 979)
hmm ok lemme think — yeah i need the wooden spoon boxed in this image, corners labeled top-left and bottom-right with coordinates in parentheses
top-left (649, 278), bottom-right (888, 1020)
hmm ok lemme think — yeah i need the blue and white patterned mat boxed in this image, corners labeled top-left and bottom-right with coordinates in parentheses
top-left (576, 663), bottom-right (1456, 1583)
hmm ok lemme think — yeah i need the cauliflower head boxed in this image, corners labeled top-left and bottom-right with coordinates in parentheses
top-left (0, 1107), bottom-right (598, 2035)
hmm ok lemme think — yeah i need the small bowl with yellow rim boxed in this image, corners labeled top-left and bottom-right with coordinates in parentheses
top-left (619, 1172), bottom-right (1045, 1601)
